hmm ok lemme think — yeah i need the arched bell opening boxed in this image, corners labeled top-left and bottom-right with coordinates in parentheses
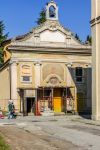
top-left (49, 5), bottom-right (56, 18)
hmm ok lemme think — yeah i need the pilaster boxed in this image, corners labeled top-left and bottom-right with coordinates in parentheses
top-left (91, 0), bottom-right (100, 120)
top-left (66, 64), bottom-right (72, 87)
top-left (34, 63), bottom-right (42, 88)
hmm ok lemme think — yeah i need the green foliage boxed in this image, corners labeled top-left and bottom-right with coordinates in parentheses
top-left (0, 47), bottom-right (3, 66)
top-left (36, 8), bottom-right (46, 25)
top-left (86, 35), bottom-right (92, 45)
top-left (75, 34), bottom-right (81, 42)
top-left (0, 135), bottom-right (11, 150)
top-left (0, 20), bottom-right (8, 66)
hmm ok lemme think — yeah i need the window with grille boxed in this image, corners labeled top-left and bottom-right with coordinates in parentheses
top-left (75, 67), bottom-right (83, 82)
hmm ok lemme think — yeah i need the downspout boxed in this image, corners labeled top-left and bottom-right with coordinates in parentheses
top-left (9, 62), bottom-right (11, 100)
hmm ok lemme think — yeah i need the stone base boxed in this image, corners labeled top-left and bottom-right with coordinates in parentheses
top-left (54, 112), bottom-right (65, 116)
top-left (92, 115), bottom-right (100, 120)
top-left (41, 111), bottom-right (54, 116)
top-left (41, 108), bottom-right (54, 116)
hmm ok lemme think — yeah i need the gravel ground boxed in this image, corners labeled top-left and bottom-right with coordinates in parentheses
top-left (0, 115), bottom-right (100, 150)
top-left (0, 125), bottom-right (84, 150)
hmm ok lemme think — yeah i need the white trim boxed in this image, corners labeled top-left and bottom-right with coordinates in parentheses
top-left (20, 63), bottom-right (32, 84)
top-left (21, 76), bottom-right (32, 83)
top-left (11, 58), bottom-right (92, 64)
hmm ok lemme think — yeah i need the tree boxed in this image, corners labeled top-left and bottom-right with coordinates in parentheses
top-left (0, 20), bottom-right (8, 66)
top-left (36, 8), bottom-right (46, 25)
top-left (75, 34), bottom-right (81, 42)
top-left (86, 35), bottom-right (92, 45)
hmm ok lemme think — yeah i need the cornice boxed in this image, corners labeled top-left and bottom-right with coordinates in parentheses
top-left (9, 58), bottom-right (92, 67)
top-left (7, 45), bottom-right (91, 56)
top-left (90, 16), bottom-right (100, 26)
top-left (9, 41), bottom-right (91, 49)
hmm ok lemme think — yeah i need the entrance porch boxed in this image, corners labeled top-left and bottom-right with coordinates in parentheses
top-left (36, 87), bottom-right (76, 116)
top-left (18, 87), bottom-right (76, 116)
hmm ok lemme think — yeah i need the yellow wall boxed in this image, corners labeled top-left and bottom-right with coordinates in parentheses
top-left (0, 65), bottom-right (10, 110)
top-left (4, 50), bottom-right (11, 62)
top-left (4, 43), bottom-right (12, 63)
top-left (0, 49), bottom-right (91, 113)
top-left (17, 62), bottom-right (35, 89)
top-left (53, 89), bottom-right (62, 112)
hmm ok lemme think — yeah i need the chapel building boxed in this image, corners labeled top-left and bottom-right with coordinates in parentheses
top-left (0, 0), bottom-right (92, 116)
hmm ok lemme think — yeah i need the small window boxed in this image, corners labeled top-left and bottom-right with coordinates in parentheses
top-left (20, 64), bottom-right (32, 83)
top-left (21, 76), bottom-right (32, 83)
top-left (75, 67), bottom-right (83, 82)
top-left (23, 76), bottom-right (30, 82)
top-left (49, 6), bottom-right (56, 18)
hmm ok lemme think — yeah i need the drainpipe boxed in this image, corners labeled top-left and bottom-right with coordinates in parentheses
top-left (9, 61), bottom-right (12, 100)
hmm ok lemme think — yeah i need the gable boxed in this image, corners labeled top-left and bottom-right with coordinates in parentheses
top-left (70, 37), bottom-right (82, 46)
top-left (40, 30), bottom-right (66, 43)
top-left (8, 20), bottom-right (90, 50)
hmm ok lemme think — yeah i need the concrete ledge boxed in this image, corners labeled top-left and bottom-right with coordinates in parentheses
top-left (41, 112), bottom-right (54, 116)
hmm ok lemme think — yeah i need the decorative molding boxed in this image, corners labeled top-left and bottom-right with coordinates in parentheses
top-left (66, 63), bottom-right (73, 67)
top-left (9, 60), bottom-right (19, 65)
top-left (9, 58), bottom-right (91, 65)
top-left (90, 16), bottom-right (100, 26)
top-left (8, 44), bottom-right (91, 56)
top-left (96, 16), bottom-right (100, 21)
top-left (46, 0), bottom-right (58, 21)
top-left (34, 62), bottom-right (42, 66)
top-left (49, 23), bottom-right (58, 31)
top-left (42, 74), bottom-right (65, 87)
top-left (9, 19), bottom-right (89, 48)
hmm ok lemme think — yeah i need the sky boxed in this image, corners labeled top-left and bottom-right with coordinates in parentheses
top-left (0, 0), bottom-right (91, 42)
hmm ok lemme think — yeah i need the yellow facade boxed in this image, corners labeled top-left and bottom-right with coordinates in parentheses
top-left (53, 89), bottom-right (62, 112)
top-left (0, 65), bottom-right (10, 111)
top-left (54, 98), bottom-right (62, 112)
top-left (0, 0), bottom-right (92, 115)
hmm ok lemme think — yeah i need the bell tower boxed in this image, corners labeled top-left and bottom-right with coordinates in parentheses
top-left (91, 0), bottom-right (100, 120)
top-left (46, 0), bottom-right (58, 21)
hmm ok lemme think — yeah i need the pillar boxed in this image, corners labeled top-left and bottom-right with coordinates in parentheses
top-left (91, 0), bottom-right (100, 120)
top-left (34, 63), bottom-right (41, 88)
top-left (66, 64), bottom-right (72, 87)
top-left (34, 63), bottom-right (41, 115)
top-left (10, 62), bottom-right (18, 108)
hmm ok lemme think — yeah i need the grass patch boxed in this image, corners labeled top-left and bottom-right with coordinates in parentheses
top-left (0, 135), bottom-right (11, 150)
top-left (2, 111), bottom-right (8, 116)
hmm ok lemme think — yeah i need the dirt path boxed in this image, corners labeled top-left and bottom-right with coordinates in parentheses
top-left (0, 126), bottom-right (85, 150)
